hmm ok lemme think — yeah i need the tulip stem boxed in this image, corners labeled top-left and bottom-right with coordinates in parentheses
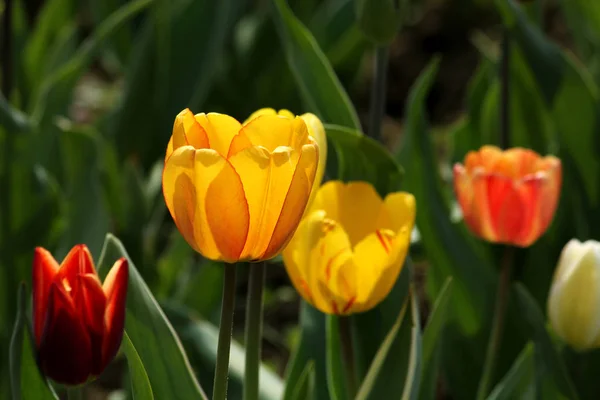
top-left (368, 46), bottom-right (389, 142)
top-left (339, 316), bottom-right (357, 398)
top-left (67, 386), bottom-right (84, 400)
top-left (243, 261), bottom-right (266, 400)
top-left (213, 263), bottom-right (237, 400)
top-left (476, 246), bottom-right (514, 400)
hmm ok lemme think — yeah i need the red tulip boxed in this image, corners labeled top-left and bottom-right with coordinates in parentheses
top-left (453, 146), bottom-right (562, 247)
top-left (32, 245), bottom-right (128, 385)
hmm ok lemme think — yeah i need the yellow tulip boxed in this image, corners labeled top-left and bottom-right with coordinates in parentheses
top-left (547, 239), bottom-right (600, 351)
top-left (163, 108), bottom-right (320, 263)
top-left (283, 181), bottom-right (416, 315)
top-left (245, 108), bottom-right (327, 208)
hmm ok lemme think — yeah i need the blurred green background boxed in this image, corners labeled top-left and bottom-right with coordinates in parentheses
top-left (3, 0), bottom-right (600, 399)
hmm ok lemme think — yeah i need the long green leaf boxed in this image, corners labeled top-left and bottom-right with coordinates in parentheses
top-left (0, 94), bottom-right (31, 133)
top-left (487, 342), bottom-right (535, 400)
top-left (419, 278), bottom-right (453, 400)
top-left (97, 234), bottom-right (207, 400)
top-left (121, 332), bottom-right (154, 400)
top-left (401, 289), bottom-right (422, 400)
top-left (289, 361), bottom-right (316, 400)
top-left (9, 284), bottom-right (58, 400)
top-left (355, 295), bottom-right (409, 400)
top-left (271, 0), bottom-right (360, 129)
top-left (513, 284), bottom-right (579, 400)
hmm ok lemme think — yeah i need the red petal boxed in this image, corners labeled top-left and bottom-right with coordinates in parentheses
top-left (32, 247), bottom-right (59, 347)
top-left (101, 258), bottom-right (129, 368)
top-left (38, 283), bottom-right (92, 385)
top-left (485, 175), bottom-right (525, 244)
top-left (56, 245), bottom-right (96, 291)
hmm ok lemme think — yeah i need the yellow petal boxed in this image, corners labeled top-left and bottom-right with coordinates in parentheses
top-left (244, 108), bottom-right (295, 124)
top-left (162, 147), bottom-right (249, 262)
top-left (311, 181), bottom-right (384, 246)
top-left (195, 113), bottom-right (242, 158)
top-left (229, 145), bottom-right (300, 260)
top-left (382, 192), bottom-right (416, 232)
top-left (166, 135), bottom-right (174, 163)
top-left (263, 142), bottom-right (318, 260)
top-left (300, 113), bottom-right (327, 205)
top-left (229, 115), bottom-right (309, 157)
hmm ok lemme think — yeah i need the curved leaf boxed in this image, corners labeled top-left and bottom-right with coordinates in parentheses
top-left (325, 316), bottom-right (348, 400)
top-left (487, 343), bottom-right (535, 400)
top-left (121, 332), bottom-right (154, 400)
top-left (97, 234), bottom-right (207, 400)
top-left (271, 0), bottom-right (360, 129)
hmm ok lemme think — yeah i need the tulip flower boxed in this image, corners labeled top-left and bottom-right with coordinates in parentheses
top-left (32, 245), bottom-right (128, 385)
top-left (453, 145), bottom-right (561, 247)
top-left (547, 239), bottom-right (600, 351)
top-left (283, 181), bottom-right (415, 315)
top-left (163, 108), bottom-right (320, 263)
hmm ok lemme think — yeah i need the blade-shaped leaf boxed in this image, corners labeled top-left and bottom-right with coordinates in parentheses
top-left (271, 0), bottom-right (360, 129)
top-left (487, 342), bottom-right (535, 400)
top-left (325, 315), bottom-right (348, 400)
top-left (121, 332), bottom-right (154, 400)
top-left (97, 234), bottom-right (207, 400)
top-left (289, 361), bottom-right (316, 400)
top-left (9, 284), bottom-right (58, 400)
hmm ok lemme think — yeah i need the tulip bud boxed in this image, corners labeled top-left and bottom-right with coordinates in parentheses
top-left (355, 0), bottom-right (404, 44)
top-left (33, 245), bottom-right (128, 385)
top-left (547, 239), bottom-right (600, 351)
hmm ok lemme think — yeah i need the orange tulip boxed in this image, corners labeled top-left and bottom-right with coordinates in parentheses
top-left (33, 245), bottom-right (128, 385)
top-left (163, 108), bottom-right (320, 263)
top-left (453, 145), bottom-right (561, 247)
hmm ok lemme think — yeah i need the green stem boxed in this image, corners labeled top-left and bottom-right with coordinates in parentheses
top-left (368, 46), bottom-right (389, 142)
top-left (339, 316), bottom-right (357, 398)
top-left (476, 247), bottom-right (514, 400)
top-left (67, 386), bottom-right (84, 400)
top-left (213, 263), bottom-right (237, 400)
top-left (243, 262), bottom-right (265, 400)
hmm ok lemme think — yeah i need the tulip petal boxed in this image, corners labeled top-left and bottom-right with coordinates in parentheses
top-left (56, 244), bottom-right (95, 291)
top-left (39, 283), bottom-right (92, 385)
top-left (101, 258), bottom-right (128, 370)
top-left (195, 113), bottom-right (242, 157)
top-left (230, 146), bottom-right (300, 260)
top-left (244, 108), bottom-right (295, 124)
top-left (381, 192), bottom-right (416, 232)
top-left (32, 247), bottom-right (59, 346)
top-left (262, 143), bottom-right (319, 260)
top-left (229, 115), bottom-right (309, 157)
top-left (311, 181), bottom-right (384, 246)
top-left (352, 229), bottom-right (395, 306)
top-left (163, 146), bottom-right (250, 261)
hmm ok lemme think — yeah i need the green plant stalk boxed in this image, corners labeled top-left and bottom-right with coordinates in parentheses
top-left (499, 30), bottom-right (510, 150)
top-left (243, 262), bottom-right (265, 400)
top-left (213, 263), bottom-right (237, 400)
top-left (339, 316), bottom-right (357, 398)
top-left (368, 46), bottom-right (389, 142)
top-left (476, 246), bottom-right (514, 400)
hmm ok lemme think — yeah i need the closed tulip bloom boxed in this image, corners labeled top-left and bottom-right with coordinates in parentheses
top-left (33, 245), bottom-right (128, 385)
top-left (283, 181), bottom-right (415, 315)
top-left (453, 146), bottom-right (561, 247)
top-left (163, 108), bottom-right (320, 262)
top-left (547, 239), bottom-right (600, 351)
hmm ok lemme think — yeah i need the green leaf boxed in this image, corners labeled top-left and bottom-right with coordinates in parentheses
top-left (513, 284), bottom-right (579, 400)
top-left (110, 0), bottom-right (238, 167)
top-left (271, 0), bottom-right (361, 129)
top-left (325, 316), bottom-right (348, 400)
top-left (325, 124), bottom-right (403, 195)
top-left (495, 0), bottom-right (600, 206)
top-left (487, 342), bottom-right (535, 400)
top-left (283, 302), bottom-right (329, 400)
top-left (355, 292), bottom-right (409, 400)
top-left (419, 278), bottom-right (453, 400)
top-left (31, 0), bottom-right (153, 124)
top-left (121, 332), bottom-right (154, 400)
top-left (288, 361), bottom-right (316, 400)
top-left (9, 284), bottom-right (58, 400)
top-left (0, 94), bottom-right (31, 133)
top-left (396, 56), bottom-right (494, 335)
top-left (163, 303), bottom-right (284, 400)
top-left (97, 234), bottom-right (207, 400)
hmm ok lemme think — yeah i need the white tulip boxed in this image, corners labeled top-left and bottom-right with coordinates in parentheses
top-left (547, 239), bottom-right (600, 351)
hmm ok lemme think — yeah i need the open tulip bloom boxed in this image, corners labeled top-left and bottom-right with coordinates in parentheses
top-left (33, 245), bottom-right (128, 385)
top-left (283, 181), bottom-right (416, 315)
top-left (163, 108), bottom-right (322, 263)
top-left (453, 145), bottom-right (561, 247)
